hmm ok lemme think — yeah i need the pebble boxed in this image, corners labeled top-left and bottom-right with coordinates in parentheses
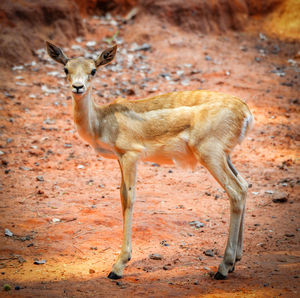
top-left (5, 228), bottom-right (13, 237)
top-left (272, 191), bottom-right (288, 203)
top-left (36, 176), bottom-right (44, 182)
top-left (205, 55), bottom-right (212, 61)
top-left (181, 79), bottom-right (190, 86)
top-left (189, 221), bottom-right (204, 228)
top-left (204, 249), bottom-right (214, 257)
top-left (34, 259), bottom-right (46, 265)
top-left (149, 253), bottom-right (163, 260)
top-left (52, 218), bottom-right (60, 223)
top-left (130, 42), bottom-right (151, 52)
top-left (86, 41), bottom-right (97, 47)
top-left (77, 165), bottom-right (85, 169)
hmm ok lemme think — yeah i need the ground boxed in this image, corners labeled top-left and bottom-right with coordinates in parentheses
top-left (0, 10), bottom-right (299, 298)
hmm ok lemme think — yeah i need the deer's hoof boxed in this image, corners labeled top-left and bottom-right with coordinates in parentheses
top-left (228, 265), bottom-right (235, 273)
top-left (214, 271), bottom-right (227, 280)
top-left (108, 271), bottom-right (122, 280)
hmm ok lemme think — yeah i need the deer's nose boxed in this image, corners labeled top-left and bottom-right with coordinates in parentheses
top-left (72, 84), bottom-right (84, 93)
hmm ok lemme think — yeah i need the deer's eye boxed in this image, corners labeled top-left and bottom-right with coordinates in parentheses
top-left (64, 68), bottom-right (68, 75)
top-left (91, 69), bottom-right (96, 76)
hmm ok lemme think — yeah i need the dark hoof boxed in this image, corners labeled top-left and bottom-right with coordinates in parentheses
top-left (214, 271), bottom-right (227, 280)
top-left (229, 265), bottom-right (235, 273)
top-left (107, 272), bottom-right (122, 280)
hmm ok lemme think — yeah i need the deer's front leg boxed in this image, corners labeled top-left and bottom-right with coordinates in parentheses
top-left (108, 152), bottom-right (138, 279)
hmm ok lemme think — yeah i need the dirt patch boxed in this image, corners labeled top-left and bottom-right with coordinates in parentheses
top-left (0, 0), bottom-right (83, 69)
top-left (0, 2), bottom-right (299, 298)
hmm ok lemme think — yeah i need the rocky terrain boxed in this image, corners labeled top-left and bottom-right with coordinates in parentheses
top-left (0, 0), bottom-right (299, 297)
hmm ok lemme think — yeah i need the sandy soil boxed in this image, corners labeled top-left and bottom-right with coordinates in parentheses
top-left (0, 13), bottom-right (299, 297)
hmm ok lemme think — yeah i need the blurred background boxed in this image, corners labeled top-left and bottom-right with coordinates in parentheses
top-left (0, 0), bottom-right (299, 70)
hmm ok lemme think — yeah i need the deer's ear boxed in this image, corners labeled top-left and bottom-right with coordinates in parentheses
top-left (46, 41), bottom-right (68, 65)
top-left (95, 45), bottom-right (117, 67)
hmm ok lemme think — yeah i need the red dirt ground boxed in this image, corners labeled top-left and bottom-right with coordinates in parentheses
top-left (0, 8), bottom-right (299, 298)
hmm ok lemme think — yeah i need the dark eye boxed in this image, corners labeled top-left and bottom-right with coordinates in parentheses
top-left (64, 68), bottom-right (68, 75)
top-left (91, 69), bottom-right (96, 76)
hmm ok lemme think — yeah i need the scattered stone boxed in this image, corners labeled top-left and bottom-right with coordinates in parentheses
top-left (15, 286), bottom-right (21, 290)
top-left (285, 233), bottom-right (295, 237)
top-left (204, 249), bottom-right (214, 257)
top-left (271, 45), bottom-right (280, 54)
top-left (194, 280), bottom-right (199, 285)
top-left (5, 228), bottom-right (13, 237)
top-left (149, 253), bottom-right (163, 260)
top-left (160, 240), bottom-right (169, 246)
top-left (47, 71), bottom-right (60, 77)
top-left (259, 32), bottom-right (267, 41)
top-left (52, 218), bottom-right (60, 223)
top-left (272, 191), bottom-right (288, 203)
top-left (130, 42), bottom-right (151, 52)
top-left (34, 259), bottom-right (46, 265)
top-left (77, 165), bottom-right (85, 169)
top-left (163, 265), bottom-right (170, 270)
top-left (89, 268), bottom-right (95, 274)
top-left (36, 176), bottom-right (44, 182)
top-left (18, 256), bottom-right (26, 263)
top-left (64, 143), bottom-right (72, 148)
top-left (265, 190), bottom-right (274, 194)
top-left (181, 79), bottom-right (190, 86)
top-left (86, 41), bottom-right (97, 47)
top-left (41, 85), bottom-right (60, 94)
top-left (189, 221), bottom-right (204, 228)
top-left (205, 55), bottom-right (212, 61)
top-left (12, 65), bottom-right (24, 71)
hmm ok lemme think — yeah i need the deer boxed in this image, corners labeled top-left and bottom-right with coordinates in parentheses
top-left (46, 41), bottom-right (253, 280)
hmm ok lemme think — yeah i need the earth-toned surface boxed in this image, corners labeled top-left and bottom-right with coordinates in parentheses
top-left (0, 1), bottom-right (299, 297)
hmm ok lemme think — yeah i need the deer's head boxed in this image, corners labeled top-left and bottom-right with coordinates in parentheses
top-left (46, 41), bottom-right (117, 97)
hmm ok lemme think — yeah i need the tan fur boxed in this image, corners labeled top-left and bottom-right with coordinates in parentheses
top-left (46, 41), bottom-right (254, 280)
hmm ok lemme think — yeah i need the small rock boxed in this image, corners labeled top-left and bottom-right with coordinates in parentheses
top-left (18, 256), bottom-right (26, 263)
top-left (130, 43), bottom-right (151, 52)
top-left (205, 55), bottom-right (212, 61)
top-left (149, 253), bottom-right (163, 260)
top-left (285, 233), bottom-right (295, 237)
top-left (34, 259), bottom-right (46, 265)
top-left (77, 165), bottom-right (85, 169)
top-left (36, 176), bottom-right (44, 182)
top-left (181, 79), bottom-right (190, 86)
top-left (86, 41), bottom-right (97, 47)
top-left (272, 191), bottom-right (288, 203)
top-left (15, 286), bottom-right (21, 290)
top-left (160, 240), bottom-right (169, 246)
top-left (204, 249), bottom-right (214, 257)
top-left (5, 228), bottom-right (13, 237)
top-left (259, 32), bottom-right (267, 41)
top-left (89, 268), bottom-right (95, 274)
top-left (189, 221), bottom-right (204, 228)
top-left (163, 265), bottom-right (170, 270)
top-left (52, 218), bottom-right (60, 223)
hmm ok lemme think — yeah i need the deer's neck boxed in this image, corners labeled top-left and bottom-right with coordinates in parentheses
top-left (72, 89), bottom-right (99, 145)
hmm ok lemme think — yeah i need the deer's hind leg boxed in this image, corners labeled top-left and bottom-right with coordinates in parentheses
top-left (194, 143), bottom-right (248, 279)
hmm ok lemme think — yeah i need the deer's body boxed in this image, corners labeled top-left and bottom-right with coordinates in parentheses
top-left (74, 90), bottom-right (252, 168)
top-left (46, 42), bottom-right (253, 280)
